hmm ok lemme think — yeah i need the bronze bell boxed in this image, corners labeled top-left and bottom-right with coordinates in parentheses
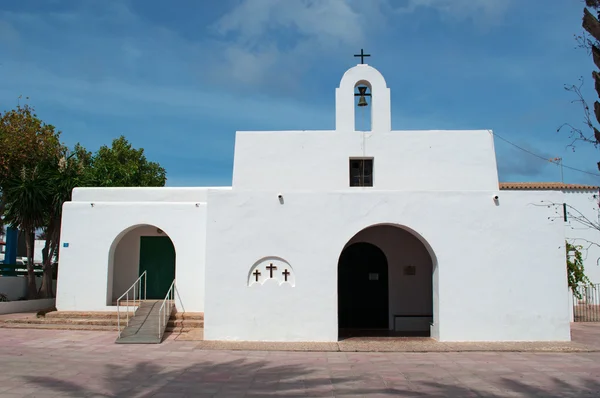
top-left (356, 86), bottom-right (369, 107)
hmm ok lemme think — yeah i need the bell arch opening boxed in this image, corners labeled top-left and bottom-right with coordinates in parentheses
top-left (337, 224), bottom-right (436, 339)
top-left (354, 80), bottom-right (372, 132)
top-left (106, 224), bottom-right (176, 305)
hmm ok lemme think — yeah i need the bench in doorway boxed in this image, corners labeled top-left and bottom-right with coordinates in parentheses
top-left (394, 315), bottom-right (433, 332)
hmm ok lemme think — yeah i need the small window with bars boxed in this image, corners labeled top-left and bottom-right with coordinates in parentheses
top-left (349, 158), bottom-right (373, 187)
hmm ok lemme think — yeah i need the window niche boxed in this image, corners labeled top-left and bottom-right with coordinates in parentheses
top-left (349, 158), bottom-right (373, 187)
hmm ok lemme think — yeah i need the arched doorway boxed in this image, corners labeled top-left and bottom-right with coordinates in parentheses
top-left (338, 224), bottom-right (435, 338)
top-left (338, 242), bottom-right (389, 331)
top-left (107, 225), bottom-right (176, 304)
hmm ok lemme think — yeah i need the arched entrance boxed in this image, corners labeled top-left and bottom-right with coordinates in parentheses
top-left (338, 242), bottom-right (389, 330)
top-left (338, 224), bottom-right (435, 338)
top-left (107, 224), bottom-right (176, 304)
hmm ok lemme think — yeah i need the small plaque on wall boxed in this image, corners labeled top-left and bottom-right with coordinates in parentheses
top-left (369, 273), bottom-right (379, 280)
top-left (404, 265), bottom-right (416, 276)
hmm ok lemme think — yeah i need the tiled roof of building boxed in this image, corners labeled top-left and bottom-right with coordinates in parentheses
top-left (499, 182), bottom-right (599, 191)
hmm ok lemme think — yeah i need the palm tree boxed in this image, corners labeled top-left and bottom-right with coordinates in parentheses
top-left (3, 166), bottom-right (51, 299)
top-left (37, 154), bottom-right (88, 298)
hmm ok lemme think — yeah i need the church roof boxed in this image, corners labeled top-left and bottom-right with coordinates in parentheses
top-left (499, 182), bottom-right (599, 191)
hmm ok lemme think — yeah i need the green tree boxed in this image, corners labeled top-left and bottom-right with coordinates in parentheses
top-left (88, 136), bottom-right (166, 187)
top-left (0, 103), bottom-right (62, 235)
top-left (567, 242), bottom-right (593, 299)
top-left (0, 104), bottom-right (63, 298)
top-left (0, 104), bottom-right (62, 183)
top-left (37, 151), bottom-right (91, 298)
top-left (1, 104), bottom-right (167, 299)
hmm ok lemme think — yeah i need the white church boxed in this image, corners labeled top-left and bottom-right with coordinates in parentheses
top-left (56, 60), bottom-right (578, 343)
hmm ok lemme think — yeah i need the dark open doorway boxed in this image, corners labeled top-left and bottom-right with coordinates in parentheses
top-left (338, 242), bottom-right (388, 338)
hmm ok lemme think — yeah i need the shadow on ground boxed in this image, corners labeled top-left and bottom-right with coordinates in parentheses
top-left (23, 358), bottom-right (600, 397)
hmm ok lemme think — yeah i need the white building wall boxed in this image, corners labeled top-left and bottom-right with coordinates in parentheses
top-left (33, 240), bottom-right (47, 264)
top-left (0, 277), bottom-right (56, 301)
top-left (335, 64), bottom-right (391, 132)
top-left (71, 187), bottom-right (230, 203)
top-left (204, 189), bottom-right (569, 342)
top-left (0, 232), bottom-right (5, 257)
top-left (55, 62), bottom-right (575, 346)
top-left (56, 201), bottom-right (207, 312)
top-left (232, 130), bottom-right (499, 192)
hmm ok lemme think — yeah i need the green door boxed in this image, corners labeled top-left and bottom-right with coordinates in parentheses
top-left (139, 236), bottom-right (176, 299)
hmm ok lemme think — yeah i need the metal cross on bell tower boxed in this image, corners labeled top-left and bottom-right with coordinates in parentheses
top-left (353, 49), bottom-right (372, 106)
top-left (354, 49), bottom-right (371, 64)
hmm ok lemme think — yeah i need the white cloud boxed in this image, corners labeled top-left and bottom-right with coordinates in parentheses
top-left (207, 0), bottom-right (514, 88)
top-left (397, 0), bottom-right (512, 20)
top-left (208, 0), bottom-right (373, 88)
top-left (213, 0), bottom-right (364, 48)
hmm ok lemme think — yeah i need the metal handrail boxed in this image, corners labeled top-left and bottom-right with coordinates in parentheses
top-left (158, 279), bottom-right (176, 341)
top-left (116, 271), bottom-right (147, 337)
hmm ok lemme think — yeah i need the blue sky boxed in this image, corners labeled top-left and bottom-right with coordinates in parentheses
top-left (1, 0), bottom-right (599, 186)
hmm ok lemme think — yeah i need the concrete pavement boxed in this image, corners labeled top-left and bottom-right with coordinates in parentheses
top-left (0, 324), bottom-right (599, 397)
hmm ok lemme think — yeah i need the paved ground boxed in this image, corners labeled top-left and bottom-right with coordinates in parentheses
top-left (1, 325), bottom-right (600, 397)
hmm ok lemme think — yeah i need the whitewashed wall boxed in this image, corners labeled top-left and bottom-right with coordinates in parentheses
top-left (232, 130), bottom-right (499, 192)
top-left (57, 63), bottom-right (573, 347)
top-left (33, 240), bottom-right (47, 264)
top-left (0, 277), bottom-right (57, 301)
top-left (204, 189), bottom-right (569, 343)
top-left (335, 64), bottom-right (391, 132)
top-left (0, 298), bottom-right (56, 315)
top-left (72, 186), bottom-right (230, 203)
top-left (56, 200), bottom-right (207, 312)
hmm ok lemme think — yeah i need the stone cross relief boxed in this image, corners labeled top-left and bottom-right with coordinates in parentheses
top-left (266, 263), bottom-right (277, 278)
top-left (253, 269), bottom-right (261, 282)
top-left (249, 260), bottom-right (294, 286)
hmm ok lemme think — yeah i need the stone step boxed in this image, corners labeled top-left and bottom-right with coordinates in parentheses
top-left (0, 323), bottom-right (117, 331)
top-left (44, 311), bottom-right (204, 321)
top-left (111, 301), bottom-right (143, 306)
top-left (0, 322), bottom-right (200, 332)
top-left (2, 318), bottom-right (129, 326)
top-left (0, 317), bottom-right (203, 328)
top-left (44, 312), bottom-right (134, 320)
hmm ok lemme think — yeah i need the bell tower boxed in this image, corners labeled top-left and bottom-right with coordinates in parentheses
top-left (335, 50), bottom-right (391, 132)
